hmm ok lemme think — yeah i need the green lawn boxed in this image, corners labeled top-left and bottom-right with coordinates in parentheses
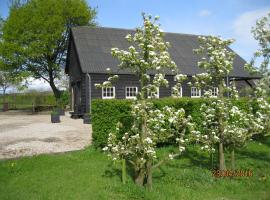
top-left (0, 138), bottom-right (269, 200)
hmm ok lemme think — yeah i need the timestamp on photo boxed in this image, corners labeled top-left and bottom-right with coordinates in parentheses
top-left (212, 169), bottom-right (253, 178)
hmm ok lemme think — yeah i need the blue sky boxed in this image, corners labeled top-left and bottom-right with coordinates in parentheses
top-left (0, 0), bottom-right (269, 90)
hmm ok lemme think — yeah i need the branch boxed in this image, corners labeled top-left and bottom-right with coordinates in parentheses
top-left (152, 153), bottom-right (181, 169)
top-left (39, 75), bottom-right (50, 83)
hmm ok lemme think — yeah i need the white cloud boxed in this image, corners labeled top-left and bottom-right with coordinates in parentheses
top-left (233, 8), bottom-right (270, 45)
top-left (198, 10), bottom-right (211, 17)
top-left (231, 8), bottom-right (270, 61)
top-left (26, 78), bottom-right (51, 91)
top-left (5, 78), bottom-right (51, 94)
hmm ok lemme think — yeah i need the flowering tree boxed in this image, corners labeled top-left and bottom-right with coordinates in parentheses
top-left (250, 86), bottom-right (270, 137)
top-left (245, 13), bottom-right (270, 138)
top-left (193, 36), bottom-right (254, 170)
top-left (97, 14), bottom-right (194, 189)
top-left (245, 12), bottom-right (270, 95)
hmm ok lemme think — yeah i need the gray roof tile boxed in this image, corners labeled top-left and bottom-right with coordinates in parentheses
top-left (70, 26), bottom-right (256, 78)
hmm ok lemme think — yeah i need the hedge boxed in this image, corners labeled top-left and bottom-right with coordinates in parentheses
top-left (0, 92), bottom-right (56, 108)
top-left (91, 97), bottom-right (257, 148)
top-left (0, 91), bottom-right (70, 110)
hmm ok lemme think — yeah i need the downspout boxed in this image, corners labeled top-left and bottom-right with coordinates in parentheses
top-left (87, 73), bottom-right (91, 114)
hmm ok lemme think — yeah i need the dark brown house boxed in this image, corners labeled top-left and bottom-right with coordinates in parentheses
top-left (65, 26), bottom-right (259, 119)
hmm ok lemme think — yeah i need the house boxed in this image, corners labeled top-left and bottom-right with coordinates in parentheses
top-left (65, 26), bottom-right (260, 119)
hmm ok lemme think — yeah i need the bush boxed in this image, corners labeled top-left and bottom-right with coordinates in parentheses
top-left (91, 98), bottom-right (252, 148)
top-left (0, 92), bottom-right (57, 110)
top-left (91, 99), bottom-right (133, 148)
top-left (57, 91), bottom-right (70, 109)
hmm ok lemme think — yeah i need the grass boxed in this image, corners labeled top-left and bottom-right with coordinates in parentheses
top-left (0, 138), bottom-right (269, 200)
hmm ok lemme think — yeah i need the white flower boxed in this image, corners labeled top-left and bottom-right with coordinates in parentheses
top-left (106, 68), bottom-right (111, 71)
top-left (146, 149), bottom-right (155, 154)
top-left (168, 117), bottom-right (175, 123)
top-left (144, 137), bottom-right (153, 144)
top-left (154, 15), bottom-right (160, 20)
top-left (102, 147), bottom-right (108, 151)
top-left (168, 154), bottom-right (174, 160)
top-left (179, 139), bottom-right (185, 143)
top-left (179, 146), bottom-right (185, 152)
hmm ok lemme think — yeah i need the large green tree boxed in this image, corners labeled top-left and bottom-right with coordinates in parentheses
top-left (1, 0), bottom-right (96, 99)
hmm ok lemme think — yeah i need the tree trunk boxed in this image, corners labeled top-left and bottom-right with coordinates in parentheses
top-left (217, 84), bottom-right (226, 171)
top-left (3, 88), bottom-right (6, 103)
top-left (219, 142), bottom-right (226, 170)
top-left (231, 148), bottom-right (235, 170)
top-left (47, 64), bottom-right (62, 100)
top-left (210, 151), bottom-right (214, 169)
top-left (122, 159), bottom-right (127, 184)
top-left (146, 160), bottom-right (153, 190)
top-left (49, 80), bottom-right (61, 100)
top-left (134, 169), bottom-right (145, 186)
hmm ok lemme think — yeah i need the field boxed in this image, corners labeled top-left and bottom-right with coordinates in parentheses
top-left (0, 137), bottom-right (269, 200)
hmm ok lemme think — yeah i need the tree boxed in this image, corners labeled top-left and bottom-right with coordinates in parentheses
top-left (192, 36), bottom-right (255, 170)
top-left (0, 69), bottom-right (26, 102)
top-left (245, 12), bottom-right (270, 138)
top-left (0, 0), bottom-right (96, 99)
top-left (98, 14), bottom-right (194, 189)
top-left (245, 12), bottom-right (270, 95)
top-left (0, 14), bottom-right (25, 103)
top-left (0, 70), bottom-right (13, 102)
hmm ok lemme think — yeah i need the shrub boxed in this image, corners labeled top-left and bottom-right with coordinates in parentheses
top-left (92, 97), bottom-right (253, 148)
top-left (91, 98), bottom-right (201, 148)
top-left (91, 99), bottom-right (133, 148)
top-left (0, 92), bottom-right (56, 110)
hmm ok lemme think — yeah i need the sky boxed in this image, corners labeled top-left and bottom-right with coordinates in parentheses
top-left (0, 0), bottom-right (270, 91)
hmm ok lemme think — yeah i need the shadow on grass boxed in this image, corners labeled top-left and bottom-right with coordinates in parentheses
top-left (252, 135), bottom-right (270, 148)
top-left (102, 160), bottom-right (169, 183)
top-left (237, 150), bottom-right (270, 163)
top-left (102, 162), bottom-right (122, 181)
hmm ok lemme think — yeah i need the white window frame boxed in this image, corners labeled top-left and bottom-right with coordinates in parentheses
top-left (125, 86), bottom-right (138, 99)
top-left (102, 87), bottom-right (115, 99)
top-left (148, 88), bottom-right (159, 99)
top-left (172, 87), bottom-right (182, 97)
top-left (211, 87), bottom-right (219, 97)
top-left (191, 87), bottom-right (201, 98)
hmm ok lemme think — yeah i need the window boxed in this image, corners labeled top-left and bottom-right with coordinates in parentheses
top-left (148, 88), bottom-right (159, 99)
top-left (191, 87), bottom-right (201, 98)
top-left (211, 87), bottom-right (219, 97)
top-left (172, 87), bottom-right (182, 97)
top-left (102, 87), bottom-right (115, 99)
top-left (126, 87), bottom-right (138, 99)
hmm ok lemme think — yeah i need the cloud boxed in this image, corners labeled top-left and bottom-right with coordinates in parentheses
top-left (233, 8), bottom-right (270, 45)
top-left (27, 78), bottom-right (51, 91)
top-left (198, 10), bottom-right (211, 17)
top-left (230, 8), bottom-right (270, 61)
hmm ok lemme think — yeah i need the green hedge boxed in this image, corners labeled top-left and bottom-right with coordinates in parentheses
top-left (91, 97), bottom-right (255, 148)
top-left (0, 92), bottom-right (57, 109)
top-left (91, 98), bottom-right (206, 148)
top-left (91, 99), bottom-right (133, 148)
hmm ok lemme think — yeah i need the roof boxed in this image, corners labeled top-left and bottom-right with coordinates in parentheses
top-left (67, 26), bottom-right (258, 78)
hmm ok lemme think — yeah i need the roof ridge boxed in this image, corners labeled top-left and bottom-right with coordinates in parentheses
top-left (71, 26), bottom-right (206, 37)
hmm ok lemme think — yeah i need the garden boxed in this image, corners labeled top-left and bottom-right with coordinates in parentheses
top-left (0, 137), bottom-right (269, 199)
top-left (0, 0), bottom-right (269, 199)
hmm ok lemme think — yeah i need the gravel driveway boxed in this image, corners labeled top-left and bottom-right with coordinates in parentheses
top-left (0, 111), bottom-right (91, 160)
